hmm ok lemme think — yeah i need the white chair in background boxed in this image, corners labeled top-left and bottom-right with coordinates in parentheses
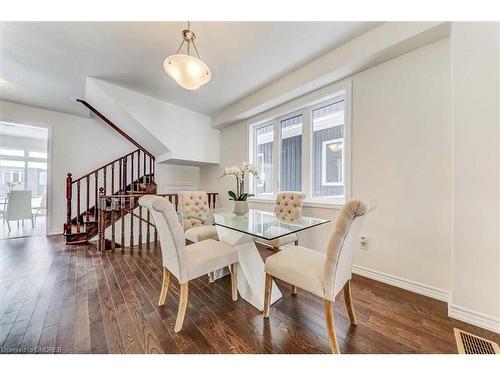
top-left (177, 191), bottom-right (218, 243)
top-left (32, 193), bottom-right (46, 224)
top-left (263, 199), bottom-right (369, 354)
top-left (139, 195), bottom-right (239, 333)
top-left (1, 190), bottom-right (34, 231)
top-left (257, 191), bottom-right (306, 252)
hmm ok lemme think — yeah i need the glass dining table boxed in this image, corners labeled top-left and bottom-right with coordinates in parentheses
top-left (191, 208), bottom-right (330, 311)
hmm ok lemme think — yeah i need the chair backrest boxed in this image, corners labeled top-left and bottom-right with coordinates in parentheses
top-left (139, 195), bottom-right (189, 283)
top-left (177, 191), bottom-right (210, 230)
top-left (323, 199), bottom-right (368, 300)
top-left (7, 190), bottom-right (32, 220)
top-left (274, 191), bottom-right (305, 222)
top-left (32, 195), bottom-right (43, 208)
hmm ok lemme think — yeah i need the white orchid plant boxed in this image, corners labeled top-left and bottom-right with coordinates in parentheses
top-left (220, 162), bottom-right (259, 201)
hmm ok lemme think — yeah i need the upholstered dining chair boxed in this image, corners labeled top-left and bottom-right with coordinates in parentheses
top-left (1, 190), bottom-right (34, 231)
top-left (263, 199), bottom-right (369, 354)
top-left (139, 195), bottom-right (239, 333)
top-left (258, 191), bottom-right (306, 252)
top-left (178, 191), bottom-right (219, 243)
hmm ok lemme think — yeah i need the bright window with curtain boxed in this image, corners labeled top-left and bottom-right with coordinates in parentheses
top-left (249, 87), bottom-right (349, 204)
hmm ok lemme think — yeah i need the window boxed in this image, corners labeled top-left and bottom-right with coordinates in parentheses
top-left (0, 152), bottom-right (48, 197)
top-left (249, 86), bottom-right (349, 204)
top-left (0, 148), bottom-right (24, 157)
top-left (253, 123), bottom-right (274, 195)
top-left (28, 151), bottom-right (47, 159)
top-left (280, 115), bottom-right (302, 192)
top-left (312, 101), bottom-right (345, 198)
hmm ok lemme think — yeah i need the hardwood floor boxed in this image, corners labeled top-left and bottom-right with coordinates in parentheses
top-left (0, 235), bottom-right (498, 354)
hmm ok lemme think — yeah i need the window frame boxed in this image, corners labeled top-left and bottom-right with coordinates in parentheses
top-left (248, 81), bottom-right (351, 207)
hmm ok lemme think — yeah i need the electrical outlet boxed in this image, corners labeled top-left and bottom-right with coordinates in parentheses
top-left (360, 236), bottom-right (368, 250)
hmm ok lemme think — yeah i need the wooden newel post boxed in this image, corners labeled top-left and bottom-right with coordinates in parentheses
top-left (65, 173), bottom-right (72, 234)
top-left (98, 187), bottom-right (106, 252)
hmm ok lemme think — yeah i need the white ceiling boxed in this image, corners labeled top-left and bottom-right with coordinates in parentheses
top-left (0, 22), bottom-right (380, 117)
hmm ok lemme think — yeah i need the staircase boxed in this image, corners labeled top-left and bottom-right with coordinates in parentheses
top-left (64, 99), bottom-right (158, 246)
top-left (64, 148), bottom-right (157, 245)
top-left (64, 99), bottom-right (218, 250)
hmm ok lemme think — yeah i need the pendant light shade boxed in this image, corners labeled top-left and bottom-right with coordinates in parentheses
top-left (164, 54), bottom-right (211, 90)
top-left (164, 22), bottom-right (212, 90)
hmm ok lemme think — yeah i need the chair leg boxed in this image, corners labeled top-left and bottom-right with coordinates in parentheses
top-left (31, 217), bottom-right (35, 228)
top-left (208, 271), bottom-right (215, 283)
top-left (158, 267), bottom-right (170, 306)
top-left (230, 263), bottom-right (238, 301)
top-left (291, 285), bottom-right (297, 295)
top-left (174, 283), bottom-right (189, 333)
top-left (7, 220), bottom-right (11, 231)
top-left (343, 280), bottom-right (357, 325)
top-left (263, 273), bottom-right (273, 318)
top-left (324, 299), bottom-right (340, 354)
top-left (294, 240), bottom-right (298, 245)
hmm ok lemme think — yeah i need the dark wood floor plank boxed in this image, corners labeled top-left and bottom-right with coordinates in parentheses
top-left (73, 247), bottom-right (91, 353)
top-left (99, 254), bottom-right (144, 353)
top-left (1, 235), bottom-right (499, 354)
top-left (55, 248), bottom-right (78, 353)
top-left (85, 249), bottom-right (109, 354)
top-left (92, 249), bottom-right (125, 353)
top-left (107, 253), bottom-right (163, 354)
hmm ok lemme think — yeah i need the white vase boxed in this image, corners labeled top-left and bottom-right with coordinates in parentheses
top-left (232, 200), bottom-right (249, 215)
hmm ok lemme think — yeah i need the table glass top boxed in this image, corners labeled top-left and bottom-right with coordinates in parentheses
top-left (192, 208), bottom-right (330, 240)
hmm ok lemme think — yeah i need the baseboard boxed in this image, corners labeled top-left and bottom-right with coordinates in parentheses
top-left (448, 304), bottom-right (500, 333)
top-left (46, 229), bottom-right (63, 236)
top-left (352, 264), bottom-right (450, 302)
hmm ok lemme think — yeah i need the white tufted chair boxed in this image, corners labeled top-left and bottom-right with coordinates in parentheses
top-left (258, 191), bottom-right (306, 252)
top-left (139, 195), bottom-right (238, 333)
top-left (178, 191), bottom-right (219, 243)
top-left (263, 199), bottom-right (369, 354)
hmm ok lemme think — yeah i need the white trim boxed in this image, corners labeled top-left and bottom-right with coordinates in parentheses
top-left (46, 229), bottom-right (63, 236)
top-left (352, 264), bottom-right (450, 302)
top-left (248, 196), bottom-right (344, 210)
top-left (448, 304), bottom-right (500, 333)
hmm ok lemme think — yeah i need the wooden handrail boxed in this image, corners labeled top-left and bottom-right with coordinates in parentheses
top-left (71, 148), bottom-right (141, 183)
top-left (77, 99), bottom-right (155, 160)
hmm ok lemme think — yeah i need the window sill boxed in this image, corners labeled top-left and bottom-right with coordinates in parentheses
top-left (248, 196), bottom-right (344, 210)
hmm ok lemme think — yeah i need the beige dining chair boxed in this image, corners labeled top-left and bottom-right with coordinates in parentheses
top-left (263, 199), bottom-right (369, 354)
top-left (257, 191), bottom-right (306, 252)
top-left (139, 195), bottom-right (239, 333)
top-left (177, 191), bottom-right (218, 243)
top-left (2, 190), bottom-right (34, 231)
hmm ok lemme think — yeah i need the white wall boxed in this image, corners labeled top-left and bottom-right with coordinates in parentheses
top-left (155, 164), bottom-right (200, 193)
top-left (352, 38), bottom-right (452, 293)
top-left (450, 23), bottom-right (500, 330)
top-left (0, 100), bottom-right (133, 234)
top-left (87, 78), bottom-right (220, 165)
top-left (201, 37), bottom-right (452, 296)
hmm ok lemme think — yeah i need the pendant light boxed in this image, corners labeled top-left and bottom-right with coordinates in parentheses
top-left (164, 21), bottom-right (211, 90)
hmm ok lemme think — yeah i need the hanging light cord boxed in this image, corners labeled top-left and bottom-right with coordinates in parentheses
top-left (174, 21), bottom-right (201, 59)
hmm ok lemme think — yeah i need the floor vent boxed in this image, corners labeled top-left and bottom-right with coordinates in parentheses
top-left (454, 328), bottom-right (500, 354)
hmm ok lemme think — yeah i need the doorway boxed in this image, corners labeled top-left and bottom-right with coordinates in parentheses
top-left (0, 122), bottom-right (48, 239)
